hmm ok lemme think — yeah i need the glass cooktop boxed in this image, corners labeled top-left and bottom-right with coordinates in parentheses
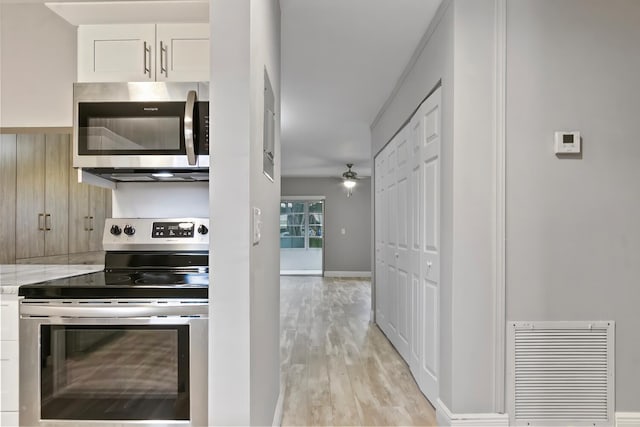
top-left (18, 271), bottom-right (208, 299)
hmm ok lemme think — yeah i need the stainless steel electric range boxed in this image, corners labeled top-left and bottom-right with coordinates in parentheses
top-left (19, 218), bottom-right (209, 427)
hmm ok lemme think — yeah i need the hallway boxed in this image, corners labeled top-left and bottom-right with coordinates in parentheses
top-left (280, 276), bottom-right (436, 426)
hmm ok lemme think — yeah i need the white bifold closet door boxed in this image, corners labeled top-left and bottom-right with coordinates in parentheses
top-left (374, 87), bottom-right (441, 405)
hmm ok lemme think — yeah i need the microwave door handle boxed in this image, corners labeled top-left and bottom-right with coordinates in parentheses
top-left (184, 90), bottom-right (198, 166)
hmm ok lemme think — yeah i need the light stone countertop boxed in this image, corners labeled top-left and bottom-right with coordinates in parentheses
top-left (0, 264), bottom-right (104, 294)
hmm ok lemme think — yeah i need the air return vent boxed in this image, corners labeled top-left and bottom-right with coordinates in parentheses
top-left (508, 321), bottom-right (614, 426)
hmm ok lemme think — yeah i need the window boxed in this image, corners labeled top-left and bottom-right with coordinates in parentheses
top-left (280, 200), bottom-right (324, 249)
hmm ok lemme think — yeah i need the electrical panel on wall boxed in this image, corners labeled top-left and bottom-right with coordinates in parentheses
top-left (263, 68), bottom-right (275, 181)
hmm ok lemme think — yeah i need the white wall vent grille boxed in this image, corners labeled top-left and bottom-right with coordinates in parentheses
top-left (508, 321), bottom-right (614, 426)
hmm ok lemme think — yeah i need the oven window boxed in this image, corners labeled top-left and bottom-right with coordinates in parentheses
top-left (40, 325), bottom-right (189, 421)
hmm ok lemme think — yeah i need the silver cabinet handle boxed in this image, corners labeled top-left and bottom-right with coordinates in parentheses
top-left (89, 216), bottom-right (94, 231)
top-left (143, 41), bottom-right (152, 78)
top-left (184, 90), bottom-right (197, 166)
top-left (45, 213), bottom-right (51, 231)
top-left (83, 216), bottom-right (89, 231)
top-left (38, 213), bottom-right (45, 231)
top-left (160, 40), bottom-right (168, 77)
top-left (21, 303), bottom-right (208, 318)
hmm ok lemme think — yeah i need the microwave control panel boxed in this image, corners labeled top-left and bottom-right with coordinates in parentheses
top-left (198, 102), bottom-right (209, 153)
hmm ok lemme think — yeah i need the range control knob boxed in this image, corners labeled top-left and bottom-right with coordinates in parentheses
top-left (110, 225), bottom-right (122, 236)
top-left (197, 224), bottom-right (209, 235)
top-left (123, 225), bottom-right (136, 236)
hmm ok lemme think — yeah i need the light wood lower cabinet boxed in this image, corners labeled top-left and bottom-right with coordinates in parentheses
top-left (16, 134), bottom-right (69, 259)
top-left (0, 135), bottom-right (17, 264)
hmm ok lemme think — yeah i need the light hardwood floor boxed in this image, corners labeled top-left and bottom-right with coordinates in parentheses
top-left (280, 276), bottom-right (436, 426)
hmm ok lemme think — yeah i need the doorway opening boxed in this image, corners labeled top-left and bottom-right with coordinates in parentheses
top-left (280, 198), bottom-right (324, 275)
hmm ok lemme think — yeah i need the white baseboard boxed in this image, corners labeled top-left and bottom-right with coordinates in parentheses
top-left (280, 269), bottom-right (322, 276)
top-left (436, 399), bottom-right (509, 426)
top-left (271, 385), bottom-right (285, 427)
top-left (324, 271), bottom-right (371, 278)
top-left (617, 413), bottom-right (640, 427)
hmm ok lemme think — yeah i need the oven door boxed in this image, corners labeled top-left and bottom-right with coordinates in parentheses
top-left (19, 301), bottom-right (207, 427)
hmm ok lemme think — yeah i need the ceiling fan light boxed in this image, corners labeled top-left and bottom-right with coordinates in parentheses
top-left (343, 179), bottom-right (356, 189)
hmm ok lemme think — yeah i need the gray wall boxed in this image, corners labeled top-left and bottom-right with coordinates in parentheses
top-left (282, 177), bottom-right (371, 273)
top-left (209, 0), bottom-right (281, 424)
top-left (506, 0), bottom-right (640, 412)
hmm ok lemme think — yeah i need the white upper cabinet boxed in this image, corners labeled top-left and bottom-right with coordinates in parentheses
top-left (155, 24), bottom-right (209, 82)
top-left (78, 23), bottom-right (209, 82)
top-left (78, 24), bottom-right (156, 82)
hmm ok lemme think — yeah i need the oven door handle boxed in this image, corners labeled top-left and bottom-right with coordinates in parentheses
top-left (21, 303), bottom-right (207, 318)
top-left (184, 90), bottom-right (198, 166)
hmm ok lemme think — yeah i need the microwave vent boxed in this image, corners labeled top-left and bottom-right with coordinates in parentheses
top-left (81, 168), bottom-right (209, 183)
top-left (111, 174), bottom-right (155, 182)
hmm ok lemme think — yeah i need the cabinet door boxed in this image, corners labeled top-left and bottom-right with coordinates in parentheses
top-left (16, 134), bottom-right (45, 259)
top-left (68, 171), bottom-right (90, 254)
top-left (156, 24), bottom-right (209, 82)
top-left (0, 295), bottom-right (19, 341)
top-left (0, 135), bottom-right (17, 264)
top-left (88, 187), bottom-right (109, 252)
top-left (0, 411), bottom-right (18, 427)
top-left (44, 134), bottom-right (70, 257)
top-left (78, 24), bottom-right (156, 82)
top-left (0, 342), bottom-right (19, 412)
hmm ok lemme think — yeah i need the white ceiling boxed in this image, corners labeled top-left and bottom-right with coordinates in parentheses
top-left (280, 0), bottom-right (441, 178)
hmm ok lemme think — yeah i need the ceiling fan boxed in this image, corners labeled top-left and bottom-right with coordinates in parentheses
top-left (341, 163), bottom-right (360, 197)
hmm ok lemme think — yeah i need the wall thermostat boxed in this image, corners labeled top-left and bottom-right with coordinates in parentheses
top-left (554, 131), bottom-right (581, 154)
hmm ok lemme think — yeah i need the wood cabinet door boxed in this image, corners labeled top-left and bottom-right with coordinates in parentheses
top-left (16, 134), bottom-right (46, 259)
top-left (68, 169), bottom-right (90, 254)
top-left (78, 24), bottom-right (156, 82)
top-left (0, 135), bottom-right (17, 264)
top-left (155, 23), bottom-right (209, 82)
top-left (88, 187), bottom-right (108, 252)
top-left (44, 134), bottom-right (70, 256)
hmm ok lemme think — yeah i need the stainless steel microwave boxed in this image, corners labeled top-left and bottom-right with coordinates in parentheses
top-left (73, 82), bottom-right (209, 182)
